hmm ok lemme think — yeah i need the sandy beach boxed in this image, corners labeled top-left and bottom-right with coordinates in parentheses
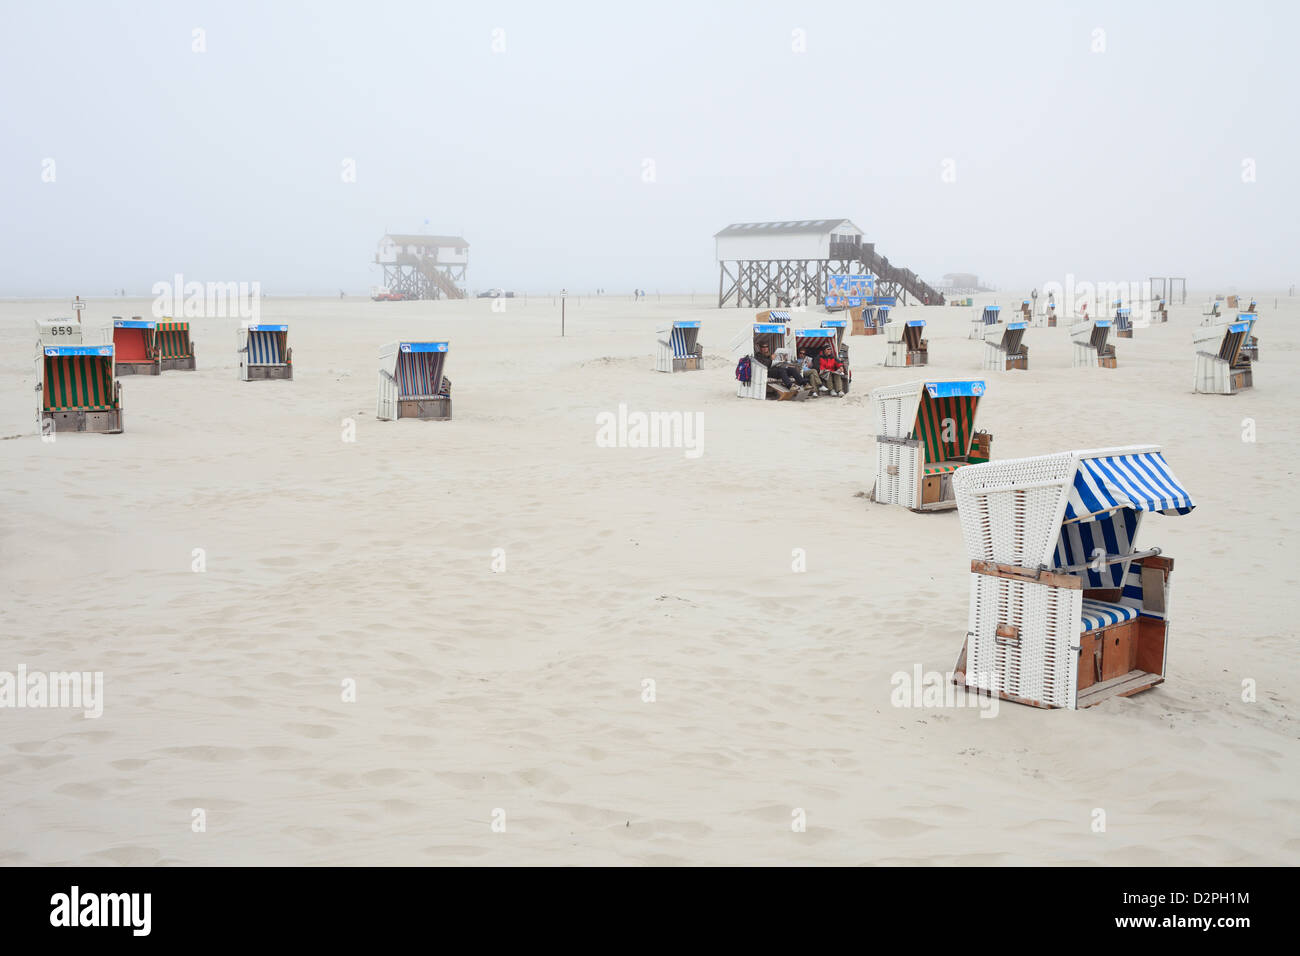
top-left (1, 293), bottom-right (1296, 866)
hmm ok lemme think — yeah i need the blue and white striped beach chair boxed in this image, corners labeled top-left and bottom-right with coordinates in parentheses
top-left (656, 321), bottom-right (702, 372)
top-left (238, 324), bottom-right (292, 381)
top-left (377, 341), bottom-right (451, 420)
top-left (952, 446), bottom-right (1194, 709)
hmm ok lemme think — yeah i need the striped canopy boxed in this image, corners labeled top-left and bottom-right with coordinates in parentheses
top-left (981, 306), bottom-right (1001, 324)
top-left (42, 347), bottom-right (118, 411)
top-left (912, 381), bottom-right (984, 464)
top-left (157, 321), bottom-right (193, 359)
top-left (246, 328), bottom-right (287, 365)
top-left (668, 322), bottom-right (699, 358)
top-left (1056, 506), bottom-right (1138, 587)
top-left (1114, 308), bottom-right (1132, 330)
top-left (794, 328), bottom-right (837, 356)
top-left (1065, 451), bottom-right (1195, 521)
top-left (395, 349), bottom-right (448, 398)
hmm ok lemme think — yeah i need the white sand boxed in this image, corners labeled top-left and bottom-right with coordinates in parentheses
top-left (1, 293), bottom-right (1296, 866)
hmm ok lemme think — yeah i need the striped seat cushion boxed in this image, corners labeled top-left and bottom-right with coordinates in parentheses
top-left (1080, 599), bottom-right (1138, 633)
top-left (923, 461), bottom-right (963, 476)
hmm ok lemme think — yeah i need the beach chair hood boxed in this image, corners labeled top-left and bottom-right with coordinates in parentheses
top-left (952, 446), bottom-right (1194, 587)
top-left (240, 324), bottom-right (290, 365)
top-left (662, 321), bottom-right (700, 358)
top-left (380, 341), bottom-right (449, 398)
top-left (984, 321), bottom-right (1027, 349)
top-left (41, 344), bottom-right (119, 410)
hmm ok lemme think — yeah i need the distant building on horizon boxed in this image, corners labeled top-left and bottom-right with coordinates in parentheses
top-left (941, 272), bottom-right (991, 293)
top-left (712, 219), bottom-right (945, 308)
top-left (374, 233), bottom-right (469, 299)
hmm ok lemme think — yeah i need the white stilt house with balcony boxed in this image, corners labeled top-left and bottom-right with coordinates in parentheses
top-left (374, 234), bottom-right (468, 300)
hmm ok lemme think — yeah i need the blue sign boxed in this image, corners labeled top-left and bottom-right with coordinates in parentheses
top-left (114, 319), bottom-right (156, 329)
top-left (1006, 322), bottom-right (1028, 330)
top-left (672, 321), bottom-right (700, 328)
top-left (821, 319), bottom-right (847, 328)
top-left (795, 328), bottom-right (834, 338)
top-left (1228, 322), bottom-right (1250, 333)
top-left (248, 324), bottom-right (288, 332)
top-left (925, 380), bottom-right (986, 398)
top-left (753, 324), bottom-right (786, 334)
top-left (905, 320), bottom-right (925, 327)
top-left (45, 345), bottom-right (113, 357)
top-left (400, 342), bottom-right (449, 352)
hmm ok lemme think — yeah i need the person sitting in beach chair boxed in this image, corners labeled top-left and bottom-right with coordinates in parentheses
top-left (766, 348), bottom-right (805, 389)
top-left (810, 345), bottom-right (847, 396)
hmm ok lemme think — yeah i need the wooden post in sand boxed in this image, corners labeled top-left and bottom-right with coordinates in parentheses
top-left (72, 295), bottom-right (85, 324)
top-left (561, 289), bottom-right (567, 337)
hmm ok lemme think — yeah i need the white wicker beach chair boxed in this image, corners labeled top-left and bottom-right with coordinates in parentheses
top-left (377, 341), bottom-right (451, 420)
top-left (1193, 316), bottom-right (1254, 394)
top-left (1070, 318), bottom-right (1117, 368)
top-left (238, 323), bottom-right (293, 381)
top-left (869, 380), bottom-right (991, 510)
top-left (951, 446), bottom-right (1194, 709)
top-left (885, 319), bottom-right (928, 367)
top-left (981, 321), bottom-right (1028, 371)
top-left (656, 321), bottom-right (702, 372)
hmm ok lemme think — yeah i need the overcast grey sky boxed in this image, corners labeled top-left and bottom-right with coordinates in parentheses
top-left (2, 0), bottom-right (1295, 295)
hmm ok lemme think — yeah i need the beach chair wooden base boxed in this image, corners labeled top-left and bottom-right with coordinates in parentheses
top-left (1005, 353), bottom-right (1028, 371)
top-left (397, 398), bottom-right (452, 420)
top-left (1098, 355), bottom-right (1117, 369)
top-left (672, 356), bottom-right (701, 372)
top-left (951, 621), bottom-right (1165, 710)
top-left (114, 360), bottom-right (160, 376)
top-left (243, 364), bottom-right (293, 381)
top-left (907, 349), bottom-right (928, 366)
top-left (918, 473), bottom-right (958, 510)
top-left (766, 382), bottom-right (808, 401)
top-left (1117, 329), bottom-right (1133, 339)
top-left (160, 356), bottom-right (196, 371)
top-left (1046, 317), bottom-right (1056, 327)
top-left (42, 408), bottom-right (123, 434)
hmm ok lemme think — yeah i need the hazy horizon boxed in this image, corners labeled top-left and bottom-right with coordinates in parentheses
top-left (3, 0), bottom-right (1296, 297)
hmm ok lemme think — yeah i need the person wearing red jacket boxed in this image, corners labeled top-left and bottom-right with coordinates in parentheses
top-left (815, 345), bottom-right (846, 396)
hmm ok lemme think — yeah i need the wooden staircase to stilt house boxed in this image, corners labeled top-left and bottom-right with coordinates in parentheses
top-left (418, 259), bottom-right (466, 299)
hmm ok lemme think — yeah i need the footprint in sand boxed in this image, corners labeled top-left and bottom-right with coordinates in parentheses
top-left (283, 722), bottom-right (338, 739)
top-left (89, 845), bottom-right (162, 866)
